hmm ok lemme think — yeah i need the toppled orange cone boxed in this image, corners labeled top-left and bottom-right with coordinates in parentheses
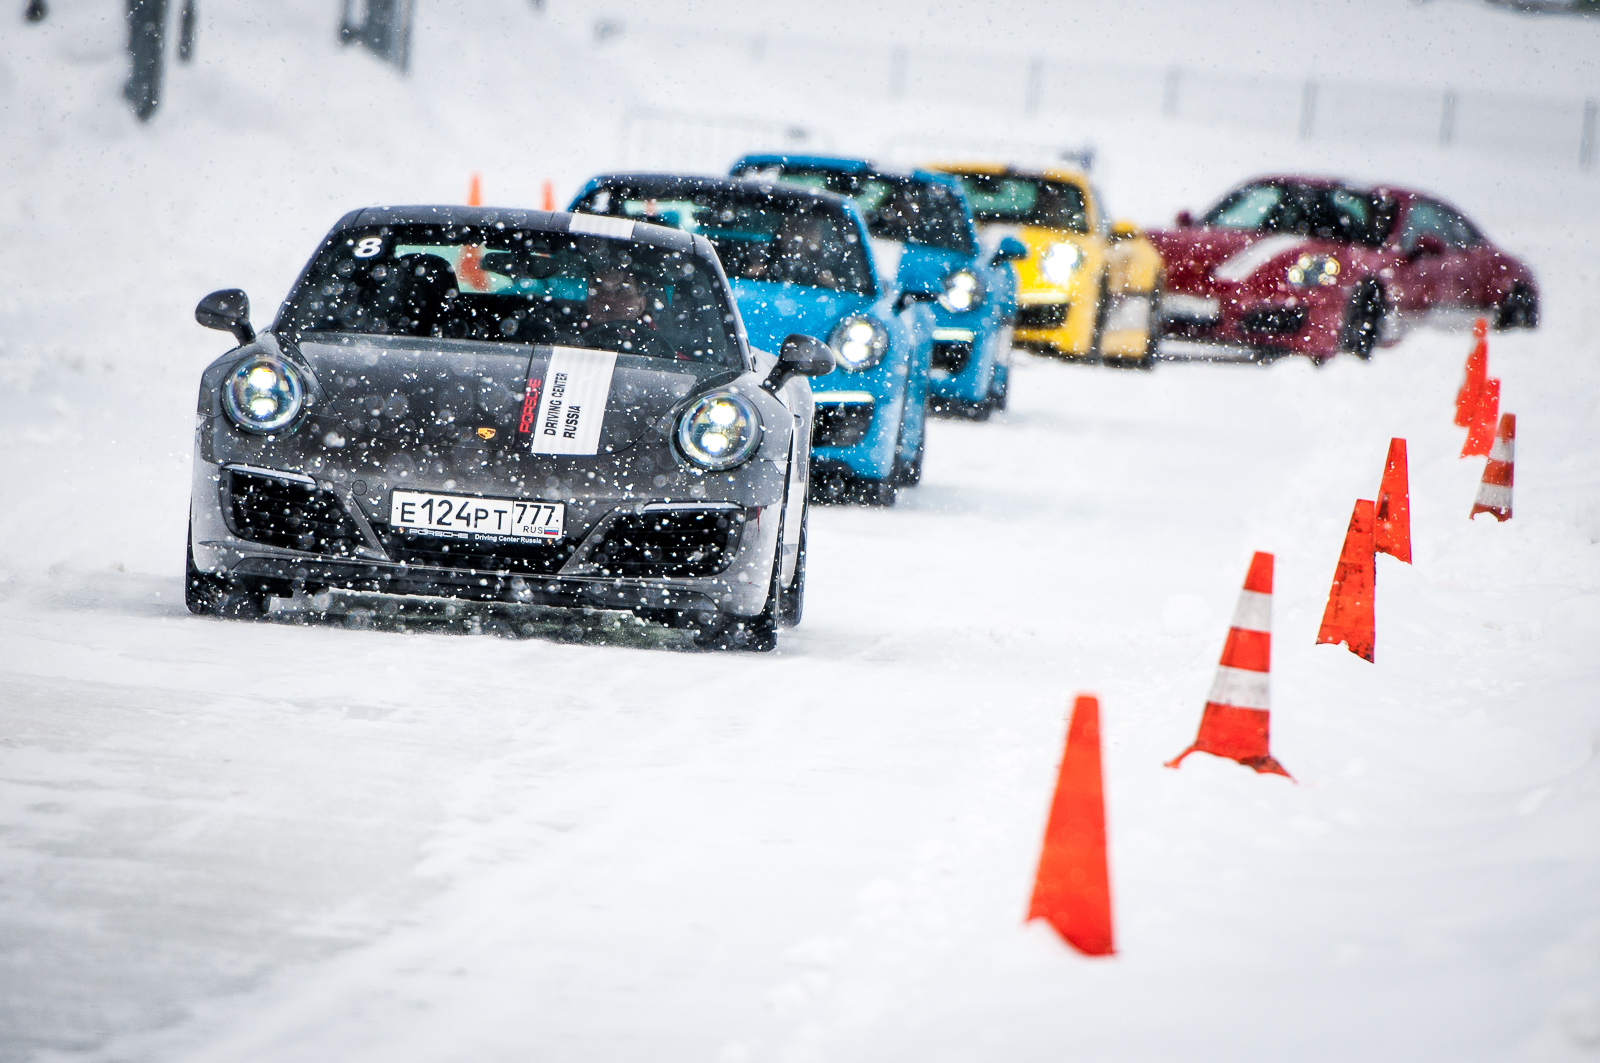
top-left (1462, 377), bottom-right (1501, 457)
top-left (1318, 500), bottom-right (1376, 662)
top-left (1167, 552), bottom-right (1290, 777)
top-left (1029, 694), bottom-right (1115, 956)
top-left (1454, 318), bottom-right (1488, 428)
top-left (1375, 438), bottom-right (1412, 564)
top-left (1471, 413), bottom-right (1516, 521)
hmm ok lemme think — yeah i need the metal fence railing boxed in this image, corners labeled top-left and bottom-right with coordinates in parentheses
top-left (597, 21), bottom-right (1599, 172)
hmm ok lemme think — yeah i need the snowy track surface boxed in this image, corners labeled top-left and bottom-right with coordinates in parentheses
top-left (4, 3), bottom-right (1600, 1061)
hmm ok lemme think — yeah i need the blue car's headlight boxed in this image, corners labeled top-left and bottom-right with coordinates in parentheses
top-left (828, 315), bottom-right (888, 370)
top-left (677, 391), bottom-right (762, 470)
top-left (938, 268), bottom-right (985, 313)
top-left (223, 355), bottom-right (304, 434)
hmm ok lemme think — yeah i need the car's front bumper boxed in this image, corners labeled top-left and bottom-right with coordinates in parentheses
top-left (1159, 283), bottom-right (1347, 358)
top-left (807, 375), bottom-right (906, 483)
top-left (189, 456), bottom-right (782, 617)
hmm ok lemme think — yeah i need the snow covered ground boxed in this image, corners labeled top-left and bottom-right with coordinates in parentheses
top-left (2, 3), bottom-right (1599, 1060)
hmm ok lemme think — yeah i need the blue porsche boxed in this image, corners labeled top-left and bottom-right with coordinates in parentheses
top-left (729, 154), bottom-right (1025, 418)
top-left (570, 174), bottom-right (936, 505)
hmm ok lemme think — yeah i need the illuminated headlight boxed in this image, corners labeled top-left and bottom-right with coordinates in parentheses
top-left (828, 315), bottom-right (889, 371)
top-left (1041, 242), bottom-right (1082, 286)
top-left (676, 391), bottom-right (762, 470)
top-left (1286, 253), bottom-right (1341, 287)
top-left (938, 269), bottom-right (985, 313)
top-left (223, 355), bottom-right (304, 434)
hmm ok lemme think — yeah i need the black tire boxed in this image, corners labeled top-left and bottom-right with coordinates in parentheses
top-left (778, 504), bottom-right (807, 628)
top-left (1132, 281), bottom-right (1163, 371)
top-left (1086, 278), bottom-right (1110, 364)
top-left (185, 533), bottom-right (268, 620)
top-left (1495, 285), bottom-right (1538, 330)
top-left (891, 401), bottom-right (926, 487)
top-left (1340, 281), bottom-right (1385, 360)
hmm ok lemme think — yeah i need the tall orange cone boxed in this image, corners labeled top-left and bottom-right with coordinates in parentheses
top-left (467, 172), bottom-right (483, 207)
top-left (1375, 438), bottom-right (1411, 564)
top-left (1461, 377), bottom-right (1501, 457)
top-left (1028, 694), bottom-right (1115, 956)
top-left (1167, 552), bottom-right (1290, 777)
top-left (541, 179), bottom-right (556, 212)
top-left (1317, 499), bottom-right (1376, 662)
top-left (1470, 413), bottom-right (1516, 521)
top-left (1454, 318), bottom-right (1488, 428)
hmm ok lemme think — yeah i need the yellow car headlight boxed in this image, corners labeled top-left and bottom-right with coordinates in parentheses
top-left (1041, 242), bottom-right (1082, 286)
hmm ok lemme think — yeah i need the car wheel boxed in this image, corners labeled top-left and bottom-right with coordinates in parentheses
top-left (1132, 280), bottom-right (1163, 371)
top-left (891, 400), bottom-right (926, 487)
top-left (778, 501), bottom-right (807, 628)
top-left (1086, 279), bottom-right (1110, 365)
top-left (1340, 281), bottom-right (1385, 360)
top-left (1495, 285), bottom-right (1538, 330)
top-left (185, 532), bottom-right (268, 620)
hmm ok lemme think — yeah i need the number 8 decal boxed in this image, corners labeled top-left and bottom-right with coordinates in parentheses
top-left (353, 236), bottom-right (384, 259)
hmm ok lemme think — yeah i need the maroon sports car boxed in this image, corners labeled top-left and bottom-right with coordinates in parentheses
top-left (1148, 176), bottom-right (1538, 361)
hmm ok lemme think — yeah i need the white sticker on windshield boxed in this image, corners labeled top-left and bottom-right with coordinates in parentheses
top-left (529, 347), bottom-right (618, 456)
top-left (568, 214), bottom-right (635, 239)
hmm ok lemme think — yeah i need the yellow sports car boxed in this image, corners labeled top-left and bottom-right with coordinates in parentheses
top-left (928, 163), bottom-right (1165, 367)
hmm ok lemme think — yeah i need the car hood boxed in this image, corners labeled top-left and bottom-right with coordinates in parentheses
top-left (293, 334), bottom-right (722, 461)
top-left (727, 280), bottom-right (875, 352)
top-left (1146, 229), bottom-right (1316, 293)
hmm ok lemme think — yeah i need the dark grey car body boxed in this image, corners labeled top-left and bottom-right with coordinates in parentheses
top-left (187, 206), bottom-right (815, 646)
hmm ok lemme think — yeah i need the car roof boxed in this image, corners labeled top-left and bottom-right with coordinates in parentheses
top-left (925, 161), bottom-right (1092, 188)
top-left (732, 153), bottom-right (958, 188)
top-left (337, 204), bottom-right (697, 253)
top-left (581, 172), bottom-right (860, 210)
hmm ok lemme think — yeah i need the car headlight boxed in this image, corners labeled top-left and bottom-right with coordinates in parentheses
top-left (1041, 243), bottom-right (1082, 286)
top-left (938, 269), bottom-right (985, 313)
top-left (676, 390), bottom-right (762, 471)
top-left (1286, 253), bottom-right (1341, 287)
top-left (828, 315), bottom-right (888, 371)
top-left (222, 355), bottom-right (305, 434)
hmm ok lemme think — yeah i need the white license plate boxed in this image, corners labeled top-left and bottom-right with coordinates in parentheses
top-left (389, 490), bottom-right (564, 541)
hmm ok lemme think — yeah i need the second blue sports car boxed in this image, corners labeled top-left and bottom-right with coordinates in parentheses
top-left (729, 154), bottom-right (1025, 418)
top-left (570, 174), bottom-right (936, 505)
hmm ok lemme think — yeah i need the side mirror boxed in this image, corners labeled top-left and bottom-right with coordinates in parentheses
top-left (196, 289), bottom-right (255, 345)
top-left (992, 235), bottom-right (1029, 263)
top-left (1110, 219), bottom-right (1139, 241)
top-left (1175, 210), bottom-right (1194, 228)
top-left (1409, 234), bottom-right (1447, 260)
top-left (765, 334), bottom-right (835, 391)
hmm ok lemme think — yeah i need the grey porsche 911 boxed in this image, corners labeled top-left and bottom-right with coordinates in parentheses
top-left (186, 205), bottom-right (834, 650)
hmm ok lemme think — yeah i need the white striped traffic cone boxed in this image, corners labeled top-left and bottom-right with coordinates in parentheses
top-left (1167, 551), bottom-right (1290, 778)
top-left (1470, 413), bottom-right (1515, 521)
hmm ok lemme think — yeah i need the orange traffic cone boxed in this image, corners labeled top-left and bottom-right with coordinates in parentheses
top-left (1375, 438), bottom-right (1411, 564)
top-left (1028, 694), bottom-right (1115, 956)
top-left (1462, 378), bottom-right (1501, 457)
top-left (1317, 499), bottom-right (1376, 662)
top-left (467, 172), bottom-right (483, 207)
top-left (1470, 413), bottom-right (1516, 521)
top-left (541, 179), bottom-right (556, 212)
top-left (1454, 318), bottom-right (1488, 428)
top-left (1167, 552), bottom-right (1291, 777)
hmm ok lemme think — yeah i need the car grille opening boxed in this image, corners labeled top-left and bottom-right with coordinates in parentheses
top-left (226, 470), bottom-right (365, 556)
top-left (1017, 302), bottom-right (1069, 330)
top-left (374, 528), bottom-right (577, 575)
top-left (590, 508), bottom-right (746, 578)
top-left (1241, 306), bottom-right (1307, 335)
top-left (812, 402), bottom-right (874, 448)
top-left (931, 340), bottom-right (972, 375)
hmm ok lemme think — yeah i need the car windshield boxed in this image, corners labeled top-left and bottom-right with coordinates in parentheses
top-left (1202, 182), bottom-right (1387, 246)
top-left (947, 174), bottom-right (1090, 233)
top-left (279, 223), bottom-right (741, 366)
top-left (730, 166), bottom-right (976, 255)
top-left (575, 185), bottom-right (877, 296)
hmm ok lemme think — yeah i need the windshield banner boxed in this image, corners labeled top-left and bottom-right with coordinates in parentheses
top-left (528, 347), bottom-right (617, 456)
